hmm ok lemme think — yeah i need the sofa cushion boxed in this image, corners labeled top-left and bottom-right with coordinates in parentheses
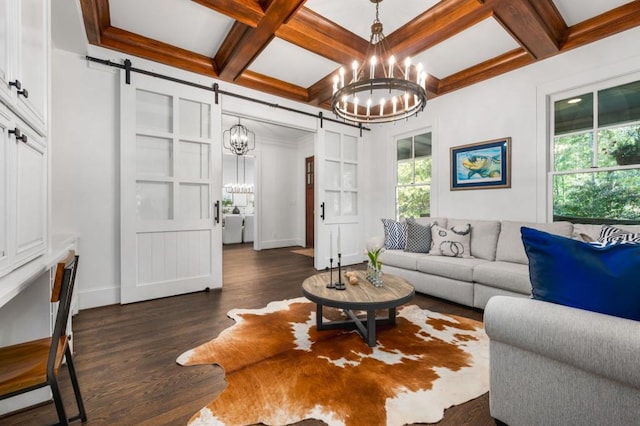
top-left (379, 249), bottom-right (422, 271)
top-left (430, 224), bottom-right (472, 258)
top-left (417, 256), bottom-right (490, 282)
top-left (381, 218), bottom-right (407, 249)
top-left (404, 220), bottom-right (432, 253)
top-left (413, 217), bottom-right (447, 228)
top-left (448, 218), bottom-right (501, 261)
top-left (472, 261), bottom-right (531, 295)
top-left (495, 221), bottom-right (572, 264)
top-left (522, 226), bottom-right (640, 321)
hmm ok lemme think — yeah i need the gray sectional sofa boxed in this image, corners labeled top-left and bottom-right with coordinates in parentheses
top-left (379, 217), bottom-right (636, 309)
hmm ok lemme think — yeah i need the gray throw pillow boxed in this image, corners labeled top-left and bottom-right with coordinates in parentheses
top-left (404, 220), bottom-right (432, 253)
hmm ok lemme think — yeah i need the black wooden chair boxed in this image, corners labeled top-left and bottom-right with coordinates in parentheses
top-left (0, 251), bottom-right (87, 425)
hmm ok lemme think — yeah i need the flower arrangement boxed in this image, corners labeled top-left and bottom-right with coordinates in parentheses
top-left (365, 236), bottom-right (385, 271)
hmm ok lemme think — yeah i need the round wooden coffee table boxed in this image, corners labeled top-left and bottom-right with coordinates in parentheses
top-left (302, 270), bottom-right (415, 347)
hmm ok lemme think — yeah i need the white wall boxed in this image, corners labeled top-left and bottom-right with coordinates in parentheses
top-left (51, 46), bottom-right (328, 308)
top-left (362, 26), bottom-right (640, 240)
top-left (52, 27), bottom-right (640, 309)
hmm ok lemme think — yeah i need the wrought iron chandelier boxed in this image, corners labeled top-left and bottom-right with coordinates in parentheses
top-left (223, 119), bottom-right (255, 193)
top-left (223, 120), bottom-right (255, 156)
top-left (331, 0), bottom-right (427, 124)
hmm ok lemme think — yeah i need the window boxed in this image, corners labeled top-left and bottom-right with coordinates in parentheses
top-left (396, 132), bottom-right (431, 219)
top-left (551, 78), bottom-right (640, 222)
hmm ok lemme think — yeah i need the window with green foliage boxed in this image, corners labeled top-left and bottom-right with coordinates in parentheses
top-left (396, 132), bottom-right (431, 219)
top-left (552, 79), bottom-right (640, 223)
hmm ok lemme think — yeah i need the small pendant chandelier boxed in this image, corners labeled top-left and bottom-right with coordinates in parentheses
top-left (331, 0), bottom-right (427, 124)
top-left (223, 119), bottom-right (255, 156)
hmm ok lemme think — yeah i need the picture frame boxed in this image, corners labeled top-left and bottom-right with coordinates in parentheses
top-left (450, 137), bottom-right (511, 190)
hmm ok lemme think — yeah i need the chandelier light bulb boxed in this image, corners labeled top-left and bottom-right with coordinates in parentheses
top-left (416, 63), bottom-right (423, 84)
top-left (366, 98), bottom-right (372, 116)
top-left (332, 75), bottom-right (339, 94)
top-left (388, 55), bottom-right (395, 78)
top-left (339, 67), bottom-right (345, 88)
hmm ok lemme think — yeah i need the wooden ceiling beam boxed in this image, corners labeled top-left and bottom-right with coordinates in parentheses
top-left (215, 0), bottom-right (306, 81)
top-left (191, 0), bottom-right (264, 28)
top-left (236, 70), bottom-right (309, 103)
top-left (277, 7), bottom-right (369, 65)
top-left (563, 1), bottom-right (640, 51)
top-left (100, 27), bottom-right (219, 77)
top-left (387, 0), bottom-right (492, 59)
top-left (437, 48), bottom-right (533, 95)
top-left (490, 0), bottom-right (566, 59)
top-left (79, 0), bottom-right (110, 44)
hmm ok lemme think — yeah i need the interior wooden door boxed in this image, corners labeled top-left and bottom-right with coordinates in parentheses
top-left (120, 73), bottom-right (222, 304)
top-left (305, 156), bottom-right (314, 248)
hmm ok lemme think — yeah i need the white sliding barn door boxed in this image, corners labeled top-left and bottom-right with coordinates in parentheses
top-left (120, 73), bottom-right (222, 304)
top-left (315, 121), bottom-right (363, 270)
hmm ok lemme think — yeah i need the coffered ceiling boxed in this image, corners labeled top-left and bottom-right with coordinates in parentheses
top-left (78, 0), bottom-right (640, 110)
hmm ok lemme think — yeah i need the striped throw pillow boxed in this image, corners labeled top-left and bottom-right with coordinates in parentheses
top-left (598, 224), bottom-right (640, 243)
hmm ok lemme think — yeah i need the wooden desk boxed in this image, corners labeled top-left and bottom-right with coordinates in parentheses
top-left (302, 270), bottom-right (415, 347)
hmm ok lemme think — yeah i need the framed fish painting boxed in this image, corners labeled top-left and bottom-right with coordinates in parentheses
top-left (450, 137), bottom-right (511, 190)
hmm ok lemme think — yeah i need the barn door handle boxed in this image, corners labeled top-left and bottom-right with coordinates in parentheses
top-left (320, 202), bottom-right (325, 221)
top-left (214, 200), bottom-right (220, 224)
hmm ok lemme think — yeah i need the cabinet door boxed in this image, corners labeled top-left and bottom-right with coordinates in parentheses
top-left (15, 0), bottom-right (48, 134)
top-left (0, 0), bottom-right (14, 106)
top-left (0, 107), bottom-right (10, 275)
top-left (13, 123), bottom-right (46, 266)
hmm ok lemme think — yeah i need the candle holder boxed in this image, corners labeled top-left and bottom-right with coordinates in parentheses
top-left (334, 253), bottom-right (345, 290)
top-left (326, 259), bottom-right (335, 288)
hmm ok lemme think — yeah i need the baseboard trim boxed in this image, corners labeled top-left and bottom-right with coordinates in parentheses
top-left (78, 285), bottom-right (120, 309)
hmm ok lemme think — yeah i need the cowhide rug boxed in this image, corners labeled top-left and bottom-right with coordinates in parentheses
top-left (177, 297), bottom-right (489, 426)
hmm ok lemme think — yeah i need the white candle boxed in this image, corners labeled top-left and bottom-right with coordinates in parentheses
top-left (352, 60), bottom-right (358, 83)
top-left (353, 96), bottom-right (358, 115)
top-left (370, 56), bottom-right (377, 79)
top-left (332, 75), bottom-right (339, 95)
top-left (416, 63), bottom-right (423, 83)
top-left (338, 226), bottom-right (341, 254)
top-left (380, 98), bottom-right (385, 117)
top-left (339, 67), bottom-right (345, 88)
top-left (388, 55), bottom-right (395, 78)
top-left (366, 98), bottom-right (371, 117)
top-left (404, 57), bottom-right (411, 80)
top-left (330, 230), bottom-right (333, 259)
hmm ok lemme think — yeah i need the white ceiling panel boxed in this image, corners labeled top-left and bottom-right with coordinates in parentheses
top-left (249, 38), bottom-right (340, 88)
top-left (110, 0), bottom-right (233, 57)
top-left (554, 0), bottom-right (631, 26)
top-left (305, 0), bottom-right (438, 39)
top-left (413, 17), bottom-right (520, 79)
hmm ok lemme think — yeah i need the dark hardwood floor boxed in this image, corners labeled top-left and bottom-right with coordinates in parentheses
top-left (1, 244), bottom-right (492, 425)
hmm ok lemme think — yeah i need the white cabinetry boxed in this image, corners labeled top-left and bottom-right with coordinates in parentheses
top-left (0, 0), bottom-right (48, 279)
top-left (0, 103), bottom-right (47, 277)
top-left (0, 0), bottom-right (48, 135)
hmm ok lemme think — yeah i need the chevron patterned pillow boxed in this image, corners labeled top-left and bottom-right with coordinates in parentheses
top-left (381, 218), bottom-right (407, 250)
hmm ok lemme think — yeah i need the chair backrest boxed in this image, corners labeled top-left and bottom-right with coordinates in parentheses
top-left (243, 215), bottom-right (254, 243)
top-left (223, 215), bottom-right (244, 244)
top-left (48, 251), bottom-right (79, 374)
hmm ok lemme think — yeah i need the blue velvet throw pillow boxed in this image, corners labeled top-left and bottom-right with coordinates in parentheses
top-left (521, 226), bottom-right (640, 321)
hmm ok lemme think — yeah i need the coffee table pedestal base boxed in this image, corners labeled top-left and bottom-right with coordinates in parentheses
top-left (315, 304), bottom-right (397, 347)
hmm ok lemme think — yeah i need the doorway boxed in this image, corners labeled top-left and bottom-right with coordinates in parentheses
top-left (305, 156), bottom-right (314, 248)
